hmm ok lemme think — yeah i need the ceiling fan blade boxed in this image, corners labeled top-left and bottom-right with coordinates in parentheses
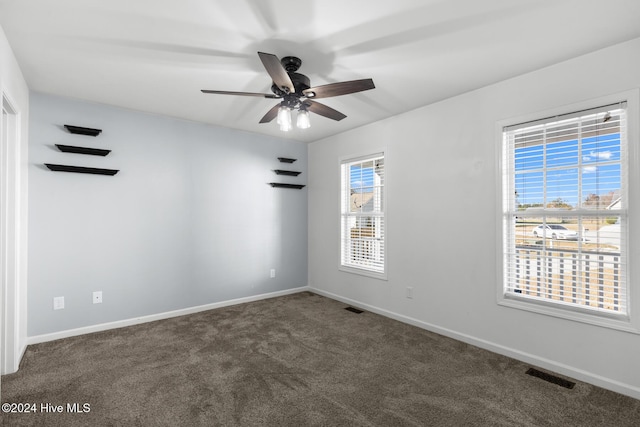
top-left (304, 100), bottom-right (347, 121)
top-left (259, 104), bottom-right (281, 123)
top-left (303, 78), bottom-right (375, 99)
top-left (258, 52), bottom-right (295, 94)
top-left (201, 89), bottom-right (279, 99)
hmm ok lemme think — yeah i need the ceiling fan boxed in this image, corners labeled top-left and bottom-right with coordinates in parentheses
top-left (201, 52), bottom-right (375, 131)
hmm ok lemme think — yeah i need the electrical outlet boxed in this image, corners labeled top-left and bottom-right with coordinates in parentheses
top-left (406, 287), bottom-right (413, 299)
top-left (270, 269), bottom-right (276, 278)
top-left (93, 291), bottom-right (103, 304)
top-left (53, 296), bottom-right (65, 310)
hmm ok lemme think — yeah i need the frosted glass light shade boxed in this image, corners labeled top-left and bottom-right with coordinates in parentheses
top-left (277, 107), bottom-right (292, 131)
top-left (297, 109), bottom-right (310, 129)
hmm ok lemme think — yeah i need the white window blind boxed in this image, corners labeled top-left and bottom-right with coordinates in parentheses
top-left (502, 102), bottom-right (627, 316)
top-left (341, 153), bottom-right (385, 275)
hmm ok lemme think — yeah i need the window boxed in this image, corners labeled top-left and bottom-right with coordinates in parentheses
top-left (501, 101), bottom-right (629, 320)
top-left (341, 153), bottom-right (385, 277)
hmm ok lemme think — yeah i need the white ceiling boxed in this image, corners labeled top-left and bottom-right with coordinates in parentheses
top-left (1, 0), bottom-right (639, 143)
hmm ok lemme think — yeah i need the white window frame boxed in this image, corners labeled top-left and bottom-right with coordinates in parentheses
top-left (340, 151), bottom-right (387, 280)
top-left (496, 90), bottom-right (640, 334)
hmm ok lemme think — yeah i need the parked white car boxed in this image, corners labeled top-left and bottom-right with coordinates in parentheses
top-left (532, 224), bottom-right (579, 240)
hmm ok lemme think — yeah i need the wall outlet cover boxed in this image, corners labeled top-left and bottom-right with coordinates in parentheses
top-left (93, 291), bottom-right (103, 304)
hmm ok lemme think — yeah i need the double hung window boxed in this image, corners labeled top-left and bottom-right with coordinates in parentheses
top-left (340, 153), bottom-right (385, 277)
top-left (502, 102), bottom-right (628, 319)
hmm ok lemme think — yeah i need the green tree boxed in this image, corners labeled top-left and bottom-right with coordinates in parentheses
top-left (547, 197), bottom-right (572, 209)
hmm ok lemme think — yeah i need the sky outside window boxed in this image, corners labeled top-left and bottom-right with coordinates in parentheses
top-left (350, 162), bottom-right (375, 193)
top-left (514, 132), bottom-right (621, 208)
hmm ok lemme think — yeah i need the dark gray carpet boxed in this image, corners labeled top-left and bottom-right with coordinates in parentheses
top-left (2, 292), bottom-right (639, 426)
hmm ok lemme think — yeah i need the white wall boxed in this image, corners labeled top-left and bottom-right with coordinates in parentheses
top-left (0, 25), bottom-right (29, 374)
top-left (28, 93), bottom-right (307, 336)
top-left (308, 37), bottom-right (640, 398)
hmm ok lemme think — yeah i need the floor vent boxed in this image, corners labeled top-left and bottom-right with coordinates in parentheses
top-left (526, 368), bottom-right (575, 389)
top-left (345, 306), bottom-right (364, 314)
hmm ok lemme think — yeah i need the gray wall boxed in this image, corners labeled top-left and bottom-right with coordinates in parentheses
top-left (28, 92), bottom-right (307, 336)
top-left (308, 37), bottom-right (640, 398)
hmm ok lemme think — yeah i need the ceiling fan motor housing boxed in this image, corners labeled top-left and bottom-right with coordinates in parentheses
top-left (281, 56), bottom-right (302, 72)
top-left (271, 72), bottom-right (310, 98)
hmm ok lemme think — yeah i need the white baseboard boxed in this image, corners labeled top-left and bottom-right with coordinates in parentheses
top-left (18, 341), bottom-right (27, 368)
top-left (309, 287), bottom-right (640, 401)
top-left (3, 341), bottom-right (29, 375)
top-left (27, 286), bottom-right (310, 346)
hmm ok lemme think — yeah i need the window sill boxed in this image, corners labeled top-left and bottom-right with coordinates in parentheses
top-left (339, 265), bottom-right (387, 281)
top-left (498, 294), bottom-right (639, 334)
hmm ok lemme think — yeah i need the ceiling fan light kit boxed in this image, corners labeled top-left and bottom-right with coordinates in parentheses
top-left (202, 52), bottom-right (375, 132)
top-left (277, 106), bottom-right (293, 131)
top-left (296, 108), bottom-right (311, 129)
top-left (276, 106), bottom-right (311, 132)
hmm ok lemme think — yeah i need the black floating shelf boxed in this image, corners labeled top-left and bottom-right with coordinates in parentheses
top-left (269, 183), bottom-right (305, 189)
top-left (56, 144), bottom-right (111, 156)
top-left (274, 169), bottom-right (301, 176)
top-left (277, 157), bottom-right (297, 163)
top-left (45, 163), bottom-right (119, 176)
top-left (64, 124), bottom-right (102, 137)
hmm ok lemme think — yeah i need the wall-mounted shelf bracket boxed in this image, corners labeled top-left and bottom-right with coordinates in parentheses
top-left (64, 124), bottom-right (102, 137)
top-left (269, 183), bottom-right (305, 189)
top-left (274, 169), bottom-right (301, 176)
top-left (56, 144), bottom-right (111, 156)
top-left (45, 163), bottom-right (119, 176)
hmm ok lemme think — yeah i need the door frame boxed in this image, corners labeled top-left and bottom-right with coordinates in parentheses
top-left (1, 92), bottom-right (23, 376)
